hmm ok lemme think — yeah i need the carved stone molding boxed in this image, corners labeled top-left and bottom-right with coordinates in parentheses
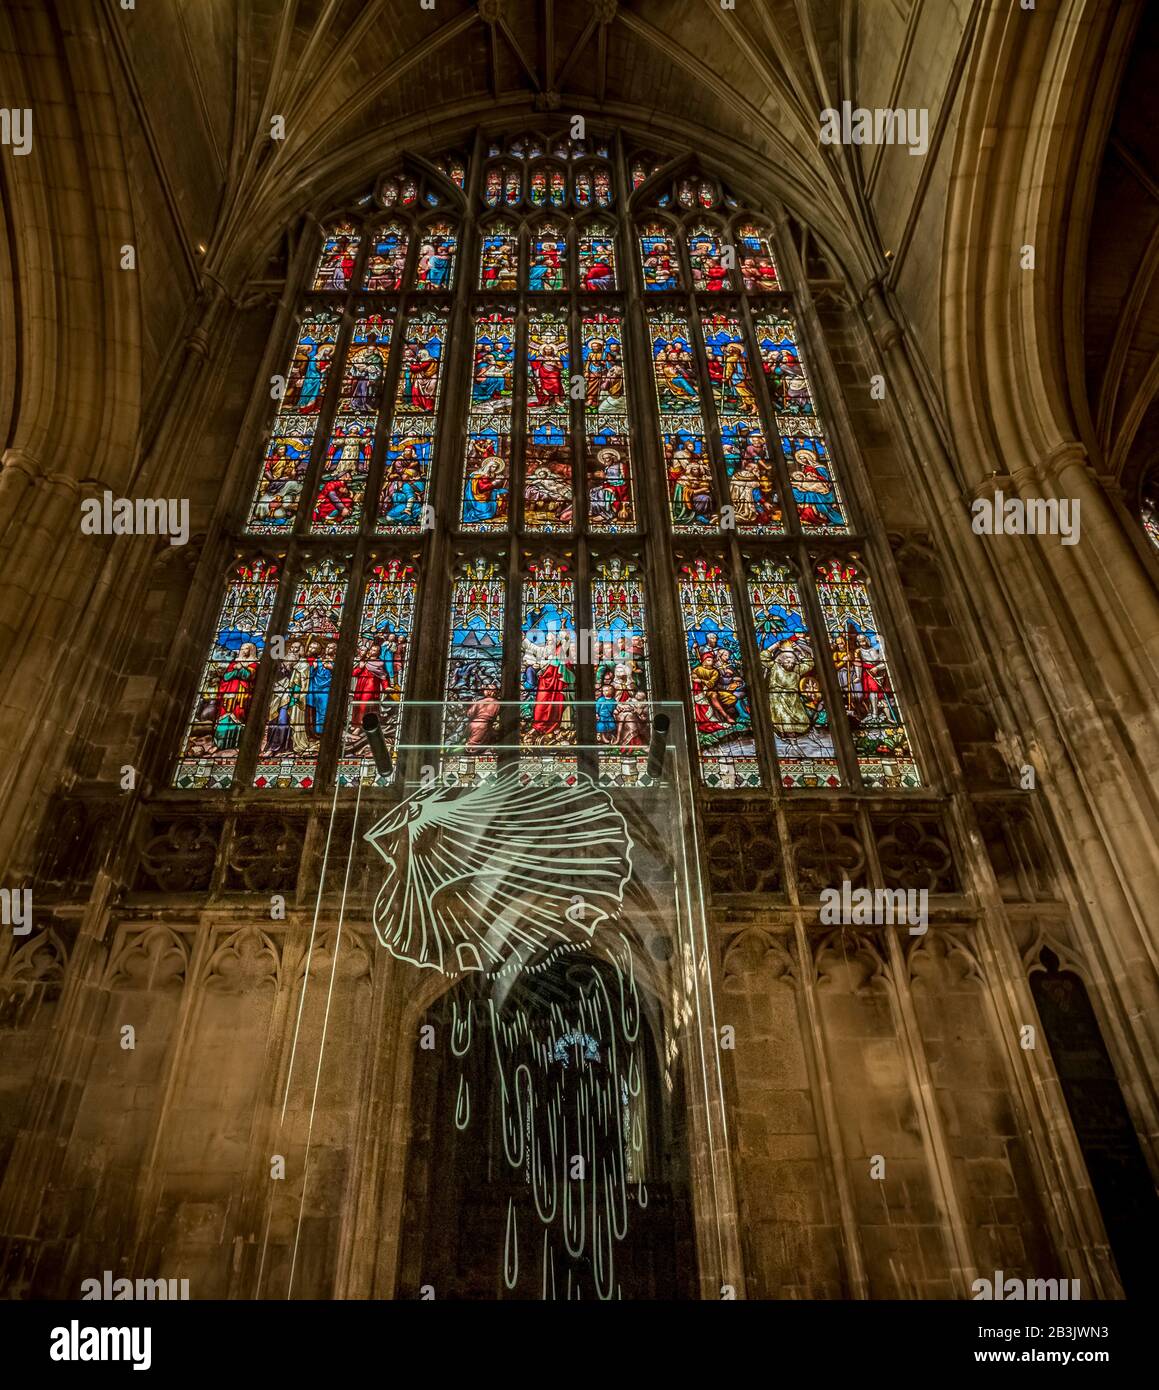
top-left (703, 810), bottom-right (782, 895)
top-left (203, 925), bottom-right (281, 993)
top-left (135, 813), bottom-right (221, 893)
top-left (788, 813), bottom-right (867, 894)
top-left (225, 814), bottom-right (306, 893)
top-left (104, 924), bottom-right (190, 991)
top-left (873, 814), bottom-right (957, 893)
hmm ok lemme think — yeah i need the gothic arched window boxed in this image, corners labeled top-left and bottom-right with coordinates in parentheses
top-left (174, 131), bottom-right (923, 795)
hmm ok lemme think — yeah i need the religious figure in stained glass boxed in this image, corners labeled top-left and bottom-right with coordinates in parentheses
top-left (638, 224), bottom-right (681, 290)
top-left (592, 557), bottom-right (652, 786)
top-left (377, 310), bottom-right (446, 533)
top-left (701, 311), bottom-right (781, 533)
top-left (254, 559), bottom-right (348, 788)
top-left (525, 311), bottom-right (573, 531)
top-left (338, 559), bottom-right (417, 785)
top-left (312, 221), bottom-right (360, 291)
top-left (746, 558), bottom-right (840, 787)
top-left (677, 560), bottom-right (760, 787)
top-left (582, 312), bottom-right (635, 532)
top-left (578, 222), bottom-right (616, 290)
top-left (462, 312), bottom-right (515, 531)
top-left (813, 557), bottom-right (920, 788)
top-left (363, 221), bottom-right (408, 290)
top-left (173, 559), bottom-right (280, 789)
top-left (687, 222), bottom-right (732, 292)
top-left (480, 222), bottom-right (518, 289)
top-left (247, 309), bottom-right (341, 533)
top-left (520, 557), bottom-right (577, 784)
top-left (737, 224), bottom-right (779, 291)
top-left (528, 221), bottom-right (567, 290)
top-left (413, 222), bottom-right (457, 290)
top-left (649, 311), bottom-right (718, 529)
top-left (442, 557), bottom-right (506, 783)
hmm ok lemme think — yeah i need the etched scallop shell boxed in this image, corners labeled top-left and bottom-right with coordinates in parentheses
top-left (364, 769), bottom-right (633, 978)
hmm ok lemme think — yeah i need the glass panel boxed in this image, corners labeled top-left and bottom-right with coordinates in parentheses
top-left (311, 221), bottom-right (360, 291)
top-left (246, 307), bottom-right (341, 534)
top-left (813, 556), bottom-right (921, 788)
top-left (582, 310), bottom-right (635, 533)
top-left (638, 223), bottom-right (682, 290)
top-left (677, 559), bottom-right (760, 787)
top-left (754, 310), bottom-right (849, 534)
top-left (549, 168), bottom-right (567, 207)
top-left (594, 167), bottom-right (613, 208)
top-left (413, 222), bottom-right (457, 290)
top-left (525, 309), bottom-right (573, 532)
top-left (687, 222), bottom-right (732, 292)
top-left (520, 556), bottom-right (577, 785)
top-left (592, 556), bottom-right (652, 786)
top-left (376, 308), bottom-right (448, 533)
top-left (442, 556), bottom-right (506, 784)
top-left (647, 310), bottom-right (719, 531)
top-left (746, 557), bottom-right (841, 787)
top-left (574, 168), bottom-right (592, 208)
top-left (529, 168), bottom-right (547, 207)
top-left (173, 559), bottom-right (280, 788)
top-left (253, 557), bottom-right (348, 788)
top-left (578, 222), bottom-right (617, 291)
top-left (461, 310), bottom-right (515, 532)
top-left (311, 311), bottom-right (391, 535)
top-left (700, 310), bottom-right (782, 534)
top-left (337, 559), bottom-right (419, 786)
top-left (528, 220), bottom-right (568, 291)
top-left (479, 222), bottom-right (518, 290)
top-left (483, 167), bottom-right (502, 208)
top-left (737, 223), bottom-right (779, 291)
top-left (363, 221), bottom-right (408, 291)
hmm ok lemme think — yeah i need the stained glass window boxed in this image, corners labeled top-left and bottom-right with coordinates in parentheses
top-left (253, 557), bottom-right (348, 788)
top-left (677, 559), bottom-right (760, 788)
top-left (592, 557), bottom-right (652, 786)
top-left (746, 557), bottom-right (840, 787)
top-left (377, 308), bottom-right (447, 533)
top-left (312, 221), bottom-right (360, 291)
top-left (413, 221), bottom-right (456, 290)
top-left (309, 311), bottom-right (390, 535)
top-left (648, 309), bottom-right (718, 530)
top-left (737, 223), bottom-right (779, 291)
top-left (520, 556), bottom-right (577, 785)
top-left (528, 220), bottom-right (568, 290)
top-left (185, 131), bottom-right (924, 803)
top-left (755, 309), bottom-right (848, 533)
top-left (700, 310), bottom-right (781, 533)
top-left (525, 309), bottom-right (573, 531)
top-left (174, 559), bottom-right (280, 788)
top-left (638, 223), bottom-right (681, 290)
top-left (583, 311), bottom-right (635, 532)
top-left (338, 559), bottom-right (418, 786)
top-left (363, 221), bottom-right (408, 290)
top-left (813, 557), bottom-right (920, 788)
top-left (461, 310), bottom-right (515, 531)
top-left (687, 222), bottom-right (732, 292)
top-left (480, 222), bottom-right (518, 289)
top-left (579, 222), bottom-right (616, 291)
top-left (442, 556), bottom-right (506, 784)
top-left (247, 308), bottom-right (341, 534)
